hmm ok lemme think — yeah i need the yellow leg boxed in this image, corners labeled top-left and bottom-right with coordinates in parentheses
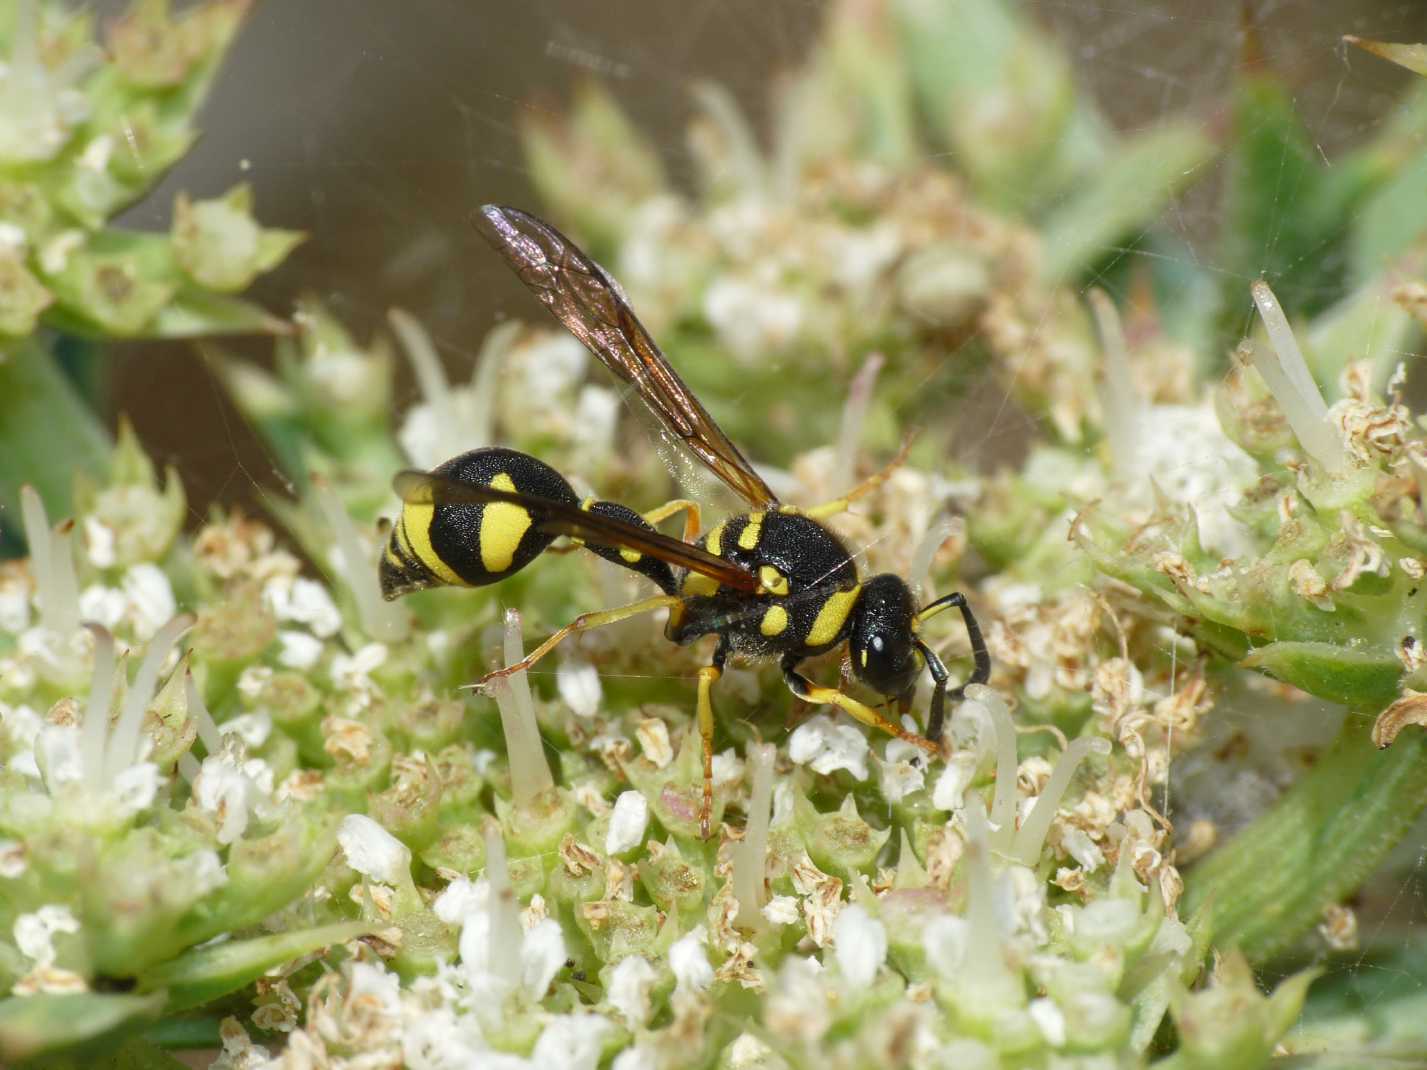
top-left (696, 661), bottom-right (722, 839)
top-left (642, 499), bottom-right (702, 543)
top-left (478, 594), bottom-right (682, 685)
top-left (782, 659), bottom-right (938, 756)
top-left (804, 435), bottom-right (915, 521)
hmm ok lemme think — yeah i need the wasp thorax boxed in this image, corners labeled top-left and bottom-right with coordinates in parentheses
top-left (849, 573), bottom-right (919, 697)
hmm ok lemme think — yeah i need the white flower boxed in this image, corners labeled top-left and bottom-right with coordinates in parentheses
top-left (788, 714), bottom-right (869, 780)
top-left (111, 761), bottom-right (161, 817)
top-left (923, 915), bottom-right (970, 978)
top-left (220, 712), bottom-right (272, 748)
top-left (932, 751), bottom-right (978, 811)
top-left (1061, 826), bottom-right (1105, 872)
top-left (703, 277), bottom-right (804, 362)
top-left (557, 658), bottom-right (602, 718)
top-left (84, 516), bottom-right (117, 568)
top-left (195, 752), bottom-right (272, 844)
top-left (122, 564), bottom-right (176, 638)
top-left (607, 955), bottom-right (657, 1029)
top-left (401, 1005), bottom-right (491, 1070)
top-left (1029, 997), bottom-right (1067, 1046)
top-left (606, 791), bottom-right (649, 855)
top-left (670, 926), bottom-right (714, 997)
top-left (77, 584), bottom-right (126, 629)
top-left (331, 643), bottom-right (389, 689)
top-left (572, 385), bottom-right (620, 458)
top-left (878, 737), bottom-right (927, 803)
top-left (277, 629), bottom-right (324, 670)
top-left (0, 574), bottom-right (30, 633)
top-left (437, 876), bottom-right (571, 1004)
top-left (529, 1015), bottom-right (610, 1070)
top-left (185, 850), bottom-right (228, 896)
top-left (611, 1045), bottom-right (658, 1070)
top-left (0, 839), bottom-right (27, 878)
top-left (832, 904), bottom-right (886, 988)
top-left (712, 747), bottom-right (744, 786)
top-left (761, 896), bottom-right (800, 926)
top-left (264, 576), bottom-right (341, 637)
top-left (14, 905), bottom-right (80, 965)
top-left (338, 814), bottom-right (411, 884)
top-left (433, 877), bottom-right (485, 924)
top-left (521, 918), bottom-right (566, 999)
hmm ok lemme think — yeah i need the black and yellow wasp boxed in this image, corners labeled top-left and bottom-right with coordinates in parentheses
top-left (381, 204), bottom-right (990, 837)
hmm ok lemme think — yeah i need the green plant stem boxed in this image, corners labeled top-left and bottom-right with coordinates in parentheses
top-left (1182, 720), bottom-right (1427, 963)
top-left (0, 338), bottom-right (111, 536)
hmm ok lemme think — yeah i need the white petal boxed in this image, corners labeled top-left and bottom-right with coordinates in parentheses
top-left (669, 925), bottom-right (713, 996)
top-left (557, 659), bottom-right (602, 718)
top-left (832, 904), bottom-right (886, 988)
top-left (788, 715), bottom-right (868, 780)
top-left (520, 917), bottom-right (566, 999)
top-left (276, 630), bottom-right (324, 669)
top-left (607, 955), bottom-right (657, 1029)
top-left (338, 814), bottom-right (411, 884)
top-left (529, 1015), bottom-right (610, 1070)
top-left (605, 791), bottom-right (648, 856)
top-left (112, 761), bottom-right (160, 817)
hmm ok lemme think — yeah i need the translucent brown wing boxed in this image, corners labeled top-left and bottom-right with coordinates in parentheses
top-left (475, 204), bottom-right (779, 509)
top-left (393, 470), bottom-right (759, 593)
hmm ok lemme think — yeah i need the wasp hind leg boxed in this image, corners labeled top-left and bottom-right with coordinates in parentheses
top-left (477, 594), bottom-right (683, 686)
top-left (694, 640), bottom-right (729, 840)
top-left (803, 436), bottom-right (914, 521)
top-left (781, 653), bottom-right (939, 756)
top-left (642, 499), bottom-right (702, 543)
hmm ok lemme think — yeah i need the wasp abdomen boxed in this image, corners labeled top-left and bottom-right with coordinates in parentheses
top-left (382, 447), bottom-right (577, 597)
top-left (582, 500), bottom-right (678, 595)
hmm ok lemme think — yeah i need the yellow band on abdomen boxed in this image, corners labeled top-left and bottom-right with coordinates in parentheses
top-left (400, 503), bottom-right (465, 586)
top-left (479, 472), bottom-right (532, 573)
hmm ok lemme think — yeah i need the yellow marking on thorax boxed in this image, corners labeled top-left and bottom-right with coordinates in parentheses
top-left (705, 521), bottom-right (726, 557)
top-left (760, 604), bottom-right (789, 637)
top-left (738, 513), bottom-right (764, 551)
top-left (400, 504), bottom-right (465, 586)
top-left (620, 547), bottom-right (642, 563)
top-left (479, 472), bottom-right (532, 573)
top-left (806, 584), bottom-right (862, 647)
top-left (757, 564), bottom-right (789, 596)
top-left (682, 571), bottom-right (720, 597)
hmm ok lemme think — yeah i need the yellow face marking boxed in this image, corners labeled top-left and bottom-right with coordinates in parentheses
top-left (738, 513), bottom-right (764, 551)
top-left (682, 571), bottom-right (720, 597)
top-left (760, 604), bottom-right (789, 637)
top-left (705, 521), bottom-right (726, 557)
top-left (620, 547), bottom-right (642, 564)
top-left (479, 472), bottom-right (533, 574)
top-left (757, 564), bottom-right (789, 596)
top-left (806, 585), bottom-right (862, 648)
top-left (400, 504), bottom-right (465, 586)
top-left (860, 648), bottom-right (868, 668)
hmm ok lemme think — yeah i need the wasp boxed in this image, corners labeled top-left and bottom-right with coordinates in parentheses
top-left (380, 205), bottom-right (990, 837)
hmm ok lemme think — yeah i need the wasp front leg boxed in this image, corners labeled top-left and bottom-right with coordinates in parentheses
top-left (781, 654), bottom-right (940, 756)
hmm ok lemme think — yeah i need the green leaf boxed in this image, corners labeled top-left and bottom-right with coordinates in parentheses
top-left (146, 287), bottom-right (290, 338)
top-left (1240, 642), bottom-right (1402, 709)
top-left (139, 920), bottom-right (371, 1012)
top-left (0, 338), bottom-right (111, 530)
top-left (0, 992), bottom-right (163, 1064)
top-left (1183, 723), bottom-right (1427, 962)
top-left (1039, 119), bottom-right (1216, 283)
